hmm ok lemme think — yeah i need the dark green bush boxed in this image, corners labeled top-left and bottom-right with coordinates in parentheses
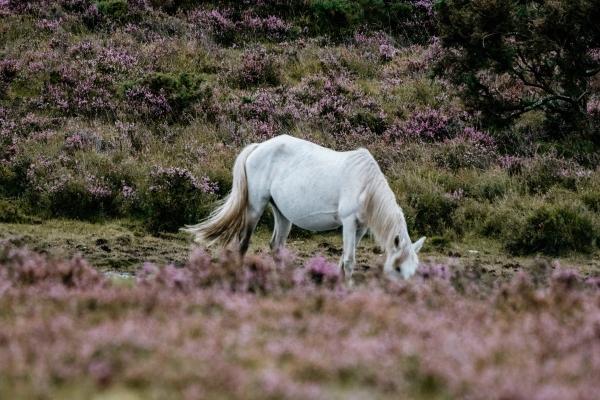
top-left (47, 181), bottom-right (117, 220)
top-left (122, 72), bottom-right (212, 121)
top-left (310, 0), bottom-right (362, 33)
top-left (453, 200), bottom-right (490, 234)
top-left (507, 204), bottom-right (597, 255)
top-left (469, 173), bottom-right (511, 202)
top-left (581, 190), bottom-right (600, 213)
top-left (0, 199), bottom-right (39, 224)
top-left (143, 167), bottom-right (217, 233)
top-left (0, 165), bottom-right (18, 196)
top-left (349, 111), bottom-right (387, 135)
top-left (406, 187), bottom-right (459, 236)
top-left (308, 0), bottom-right (432, 40)
top-left (96, 0), bottom-right (129, 21)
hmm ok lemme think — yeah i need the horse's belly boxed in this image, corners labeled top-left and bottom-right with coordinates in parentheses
top-left (292, 211), bottom-right (341, 232)
top-left (271, 185), bottom-right (341, 232)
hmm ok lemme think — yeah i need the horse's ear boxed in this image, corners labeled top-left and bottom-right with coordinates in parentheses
top-left (412, 237), bottom-right (426, 253)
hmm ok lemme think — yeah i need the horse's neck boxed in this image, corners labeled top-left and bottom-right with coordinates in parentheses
top-left (364, 181), bottom-right (408, 251)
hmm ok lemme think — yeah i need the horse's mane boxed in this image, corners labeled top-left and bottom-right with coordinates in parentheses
top-left (346, 149), bottom-right (409, 250)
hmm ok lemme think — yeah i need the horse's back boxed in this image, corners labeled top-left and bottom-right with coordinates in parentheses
top-left (245, 135), bottom-right (372, 231)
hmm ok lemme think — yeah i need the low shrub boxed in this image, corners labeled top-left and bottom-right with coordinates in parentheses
top-left (47, 179), bottom-right (116, 219)
top-left (233, 47), bottom-right (281, 88)
top-left (122, 72), bottom-right (211, 121)
top-left (308, 0), bottom-right (434, 40)
top-left (518, 154), bottom-right (589, 194)
top-left (0, 164), bottom-right (20, 196)
top-left (507, 203), bottom-right (598, 255)
top-left (581, 189), bottom-right (600, 213)
top-left (433, 136), bottom-right (496, 171)
top-left (453, 199), bottom-right (491, 234)
top-left (405, 185), bottom-right (459, 236)
top-left (96, 0), bottom-right (129, 21)
top-left (143, 167), bottom-right (219, 233)
top-left (0, 199), bottom-right (39, 224)
top-left (466, 170), bottom-right (512, 202)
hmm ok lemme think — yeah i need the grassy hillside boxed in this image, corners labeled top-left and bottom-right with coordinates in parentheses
top-left (1, 1), bottom-right (599, 256)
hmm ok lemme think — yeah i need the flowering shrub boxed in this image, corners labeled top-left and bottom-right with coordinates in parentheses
top-left (517, 154), bottom-right (592, 194)
top-left (433, 128), bottom-right (497, 170)
top-left (389, 107), bottom-right (452, 142)
top-left (289, 74), bottom-right (387, 144)
top-left (144, 166), bottom-right (218, 232)
top-left (0, 59), bottom-right (19, 97)
top-left (123, 72), bottom-right (212, 121)
top-left (241, 12), bottom-right (290, 39)
top-left (0, 247), bottom-right (599, 399)
top-left (233, 46), bottom-right (281, 88)
top-left (44, 63), bottom-right (117, 117)
top-left (406, 185), bottom-right (459, 236)
top-left (299, 256), bottom-right (340, 288)
top-left (190, 8), bottom-right (237, 44)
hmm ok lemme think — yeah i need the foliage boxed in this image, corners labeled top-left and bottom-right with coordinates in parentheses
top-left (122, 72), bottom-right (212, 121)
top-left (96, 0), bottom-right (129, 21)
top-left (0, 199), bottom-right (38, 224)
top-left (233, 47), bottom-right (281, 88)
top-left (143, 167), bottom-right (218, 233)
top-left (308, 0), bottom-right (435, 40)
top-left (435, 0), bottom-right (600, 137)
top-left (406, 185), bottom-right (459, 236)
top-left (508, 203), bottom-right (598, 255)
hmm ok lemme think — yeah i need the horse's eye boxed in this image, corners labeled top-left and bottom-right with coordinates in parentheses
top-left (395, 265), bottom-right (402, 272)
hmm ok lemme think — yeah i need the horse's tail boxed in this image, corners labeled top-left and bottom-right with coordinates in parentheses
top-left (182, 143), bottom-right (259, 247)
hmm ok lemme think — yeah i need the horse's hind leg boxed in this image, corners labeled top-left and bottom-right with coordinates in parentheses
top-left (239, 193), bottom-right (270, 257)
top-left (269, 203), bottom-right (292, 253)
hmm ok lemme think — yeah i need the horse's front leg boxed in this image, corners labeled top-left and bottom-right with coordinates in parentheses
top-left (340, 217), bottom-right (357, 284)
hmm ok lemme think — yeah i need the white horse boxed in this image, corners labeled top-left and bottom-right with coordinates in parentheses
top-left (183, 135), bottom-right (425, 280)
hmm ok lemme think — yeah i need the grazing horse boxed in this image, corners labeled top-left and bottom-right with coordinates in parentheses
top-left (183, 135), bottom-right (425, 280)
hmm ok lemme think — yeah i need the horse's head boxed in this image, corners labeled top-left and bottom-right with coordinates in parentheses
top-left (384, 235), bottom-right (426, 280)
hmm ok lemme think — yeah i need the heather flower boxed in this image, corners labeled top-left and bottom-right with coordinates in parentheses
top-left (241, 12), bottom-right (290, 38)
top-left (98, 47), bottom-right (137, 73)
top-left (125, 86), bottom-right (171, 117)
top-left (499, 155), bottom-right (525, 174)
top-left (393, 107), bottom-right (451, 142)
top-left (379, 44), bottom-right (397, 61)
top-left (149, 166), bottom-right (217, 194)
top-left (1, 246), bottom-right (600, 399)
top-left (418, 263), bottom-right (452, 280)
top-left (121, 183), bottom-right (136, 200)
top-left (587, 97), bottom-right (600, 116)
top-left (85, 175), bottom-right (112, 199)
top-left (235, 46), bottom-right (280, 87)
top-left (460, 127), bottom-right (495, 148)
top-left (36, 18), bottom-right (62, 31)
top-left (413, 0), bottom-right (434, 16)
top-left (189, 8), bottom-right (236, 43)
top-left (302, 256), bottom-right (340, 287)
top-left (587, 48), bottom-right (600, 63)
